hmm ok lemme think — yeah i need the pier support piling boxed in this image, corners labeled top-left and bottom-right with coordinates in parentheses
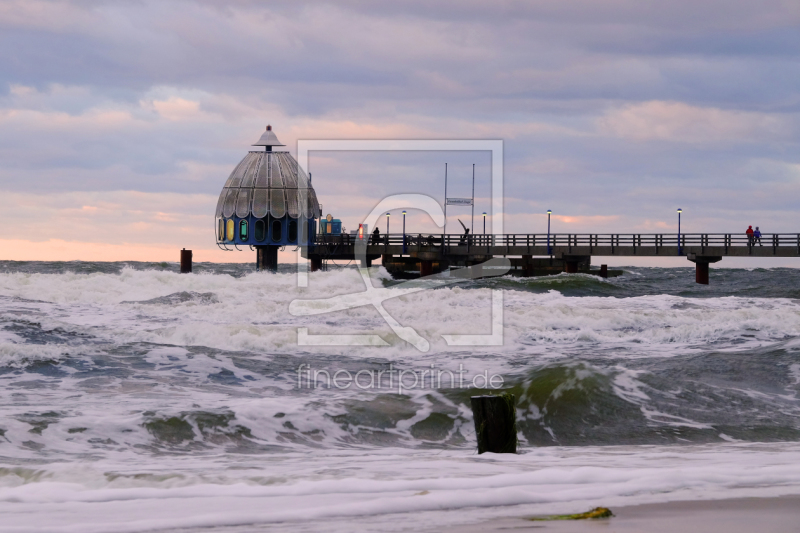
top-left (600, 264), bottom-right (608, 278)
top-left (420, 260), bottom-right (433, 277)
top-left (696, 262), bottom-right (709, 284)
top-left (687, 254), bottom-right (722, 285)
top-left (522, 255), bottom-right (533, 276)
top-left (471, 394), bottom-right (517, 454)
top-left (180, 248), bottom-right (192, 273)
top-left (256, 245), bottom-right (279, 272)
top-left (565, 260), bottom-right (578, 273)
top-left (309, 255), bottom-right (322, 272)
top-left (558, 254), bottom-right (591, 275)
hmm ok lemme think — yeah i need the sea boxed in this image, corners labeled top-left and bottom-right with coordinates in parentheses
top-left (2, 261), bottom-right (800, 532)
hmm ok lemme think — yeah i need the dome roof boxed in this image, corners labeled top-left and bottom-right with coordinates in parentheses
top-left (215, 140), bottom-right (321, 220)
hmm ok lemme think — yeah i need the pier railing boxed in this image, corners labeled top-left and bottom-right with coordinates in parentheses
top-left (314, 232), bottom-right (800, 250)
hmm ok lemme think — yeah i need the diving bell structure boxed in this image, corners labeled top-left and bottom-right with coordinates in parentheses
top-left (215, 125), bottom-right (321, 271)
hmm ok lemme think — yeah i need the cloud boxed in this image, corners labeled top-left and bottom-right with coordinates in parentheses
top-left (598, 101), bottom-right (793, 143)
top-left (0, 0), bottom-right (799, 262)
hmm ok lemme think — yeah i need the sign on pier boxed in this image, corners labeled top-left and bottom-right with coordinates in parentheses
top-left (446, 198), bottom-right (473, 206)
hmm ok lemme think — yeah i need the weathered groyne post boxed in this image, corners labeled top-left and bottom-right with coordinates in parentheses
top-left (180, 249), bottom-right (192, 273)
top-left (471, 393), bottom-right (517, 454)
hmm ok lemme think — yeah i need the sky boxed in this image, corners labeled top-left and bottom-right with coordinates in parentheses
top-left (1, 0), bottom-right (799, 265)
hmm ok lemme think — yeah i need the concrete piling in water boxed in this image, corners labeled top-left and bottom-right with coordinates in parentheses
top-left (180, 249), bottom-right (192, 273)
top-left (309, 255), bottom-right (322, 272)
top-left (471, 393), bottom-right (517, 454)
top-left (696, 262), bottom-right (710, 284)
top-left (565, 260), bottom-right (578, 273)
top-left (420, 260), bottom-right (433, 277)
top-left (600, 264), bottom-right (608, 278)
top-left (522, 255), bottom-right (533, 276)
top-left (687, 254), bottom-right (722, 285)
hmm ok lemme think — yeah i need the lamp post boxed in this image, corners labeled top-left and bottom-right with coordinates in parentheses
top-left (386, 212), bottom-right (390, 236)
top-left (547, 210), bottom-right (552, 255)
top-left (482, 212), bottom-right (487, 236)
top-left (402, 210), bottom-right (407, 254)
top-left (677, 208), bottom-right (682, 256)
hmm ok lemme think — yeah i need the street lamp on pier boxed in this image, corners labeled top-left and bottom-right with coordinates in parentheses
top-left (547, 210), bottom-right (552, 255)
top-left (677, 208), bottom-right (683, 255)
top-left (402, 210), bottom-right (406, 254)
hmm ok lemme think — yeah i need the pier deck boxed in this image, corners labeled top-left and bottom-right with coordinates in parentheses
top-left (305, 233), bottom-right (800, 283)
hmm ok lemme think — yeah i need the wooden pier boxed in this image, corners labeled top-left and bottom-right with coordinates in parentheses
top-left (304, 233), bottom-right (800, 284)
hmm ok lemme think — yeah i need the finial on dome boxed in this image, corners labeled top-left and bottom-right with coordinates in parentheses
top-left (252, 125), bottom-right (285, 149)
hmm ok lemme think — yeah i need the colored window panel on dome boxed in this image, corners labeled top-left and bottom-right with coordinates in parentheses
top-left (252, 188), bottom-right (269, 218)
top-left (239, 219), bottom-right (248, 240)
top-left (218, 219), bottom-right (224, 241)
top-left (254, 219), bottom-right (266, 242)
top-left (226, 219), bottom-right (235, 241)
top-left (288, 220), bottom-right (298, 242)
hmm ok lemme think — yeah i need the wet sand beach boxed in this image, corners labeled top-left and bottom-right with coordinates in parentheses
top-left (439, 496), bottom-right (800, 532)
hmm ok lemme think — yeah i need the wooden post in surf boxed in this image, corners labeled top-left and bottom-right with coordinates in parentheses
top-left (180, 248), bottom-right (192, 273)
top-left (471, 393), bottom-right (517, 454)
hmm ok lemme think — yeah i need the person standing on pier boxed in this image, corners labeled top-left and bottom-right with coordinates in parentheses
top-left (746, 225), bottom-right (754, 245)
top-left (754, 227), bottom-right (763, 246)
top-left (372, 226), bottom-right (381, 245)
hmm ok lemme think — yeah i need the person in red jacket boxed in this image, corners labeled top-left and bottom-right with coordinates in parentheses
top-left (746, 225), bottom-right (754, 245)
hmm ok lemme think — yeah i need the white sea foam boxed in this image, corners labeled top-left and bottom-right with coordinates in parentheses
top-left (0, 342), bottom-right (76, 366)
top-left (1, 444), bottom-right (800, 532)
top-left (0, 268), bottom-right (798, 365)
top-left (2, 267), bottom-right (800, 531)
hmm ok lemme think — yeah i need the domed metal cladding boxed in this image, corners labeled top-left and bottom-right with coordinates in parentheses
top-left (215, 153), bottom-right (321, 220)
top-left (215, 127), bottom-right (321, 248)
